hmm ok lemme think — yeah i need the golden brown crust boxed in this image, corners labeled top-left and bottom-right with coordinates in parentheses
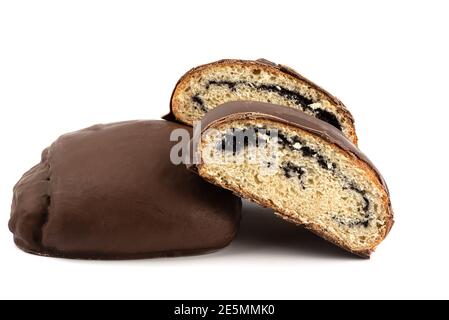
top-left (167, 59), bottom-right (358, 145)
top-left (195, 118), bottom-right (393, 257)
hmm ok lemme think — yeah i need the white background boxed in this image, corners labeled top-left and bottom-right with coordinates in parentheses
top-left (0, 0), bottom-right (448, 300)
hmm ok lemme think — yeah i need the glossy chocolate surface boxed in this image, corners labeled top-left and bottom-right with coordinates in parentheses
top-left (9, 120), bottom-right (241, 259)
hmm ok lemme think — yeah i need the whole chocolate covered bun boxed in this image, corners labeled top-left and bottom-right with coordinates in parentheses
top-left (9, 120), bottom-right (241, 259)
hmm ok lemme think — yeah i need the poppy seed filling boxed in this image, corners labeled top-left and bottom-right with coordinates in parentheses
top-left (216, 125), bottom-right (373, 228)
top-left (191, 80), bottom-right (342, 131)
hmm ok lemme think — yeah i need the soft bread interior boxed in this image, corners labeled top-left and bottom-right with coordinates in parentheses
top-left (173, 61), bottom-right (357, 144)
top-left (197, 119), bottom-right (391, 256)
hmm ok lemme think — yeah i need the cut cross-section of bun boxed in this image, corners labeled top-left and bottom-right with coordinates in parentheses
top-left (190, 101), bottom-right (393, 257)
top-left (168, 59), bottom-right (358, 144)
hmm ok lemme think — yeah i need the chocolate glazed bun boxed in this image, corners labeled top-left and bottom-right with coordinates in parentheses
top-left (191, 102), bottom-right (393, 257)
top-left (9, 120), bottom-right (241, 259)
top-left (165, 58), bottom-right (357, 144)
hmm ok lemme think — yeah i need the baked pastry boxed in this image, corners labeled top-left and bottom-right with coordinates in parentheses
top-left (9, 120), bottom-right (241, 259)
top-left (190, 101), bottom-right (393, 257)
top-left (167, 59), bottom-right (358, 144)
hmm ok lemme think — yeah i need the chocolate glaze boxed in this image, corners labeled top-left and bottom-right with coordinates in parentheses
top-left (198, 101), bottom-right (390, 197)
top-left (9, 120), bottom-right (241, 259)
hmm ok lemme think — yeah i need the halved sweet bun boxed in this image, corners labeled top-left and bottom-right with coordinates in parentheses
top-left (192, 102), bottom-right (393, 257)
top-left (170, 59), bottom-right (358, 144)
